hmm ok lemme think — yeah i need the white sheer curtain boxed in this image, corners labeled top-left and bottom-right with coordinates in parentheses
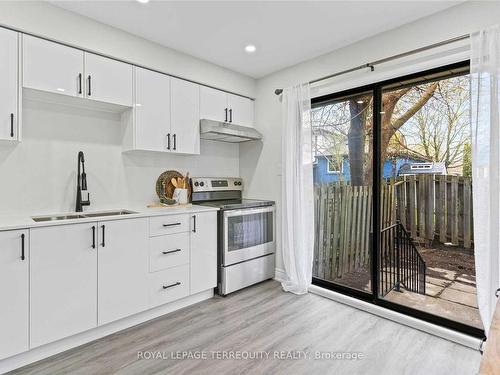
top-left (471, 25), bottom-right (500, 333)
top-left (280, 83), bottom-right (314, 295)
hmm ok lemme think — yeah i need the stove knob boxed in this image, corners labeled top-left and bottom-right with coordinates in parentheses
top-left (200, 182), bottom-right (204, 187)
top-left (238, 181), bottom-right (242, 186)
top-left (234, 181), bottom-right (238, 186)
top-left (194, 182), bottom-right (199, 187)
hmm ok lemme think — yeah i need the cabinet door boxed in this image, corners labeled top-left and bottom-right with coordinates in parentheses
top-left (0, 230), bottom-right (28, 360)
top-left (199, 86), bottom-right (227, 122)
top-left (171, 78), bottom-right (200, 154)
top-left (0, 29), bottom-right (18, 141)
top-left (31, 223), bottom-right (97, 347)
top-left (23, 35), bottom-right (84, 98)
top-left (84, 53), bottom-right (133, 106)
top-left (227, 94), bottom-right (254, 127)
top-left (134, 67), bottom-right (171, 151)
top-left (190, 212), bottom-right (217, 294)
top-left (98, 218), bottom-right (148, 325)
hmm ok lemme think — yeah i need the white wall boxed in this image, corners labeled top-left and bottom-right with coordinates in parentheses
top-left (0, 1), bottom-right (254, 215)
top-left (0, 99), bottom-right (239, 215)
top-left (242, 0), bottom-right (500, 272)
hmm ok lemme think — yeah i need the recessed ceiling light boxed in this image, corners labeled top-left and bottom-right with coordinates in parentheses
top-left (136, 0), bottom-right (149, 3)
top-left (245, 44), bottom-right (256, 53)
top-left (357, 100), bottom-right (364, 104)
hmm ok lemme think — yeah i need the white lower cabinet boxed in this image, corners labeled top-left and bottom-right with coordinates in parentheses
top-left (0, 230), bottom-right (29, 360)
top-left (2, 210), bottom-right (217, 362)
top-left (30, 223), bottom-right (98, 348)
top-left (97, 218), bottom-right (149, 325)
top-left (148, 265), bottom-right (190, 308)
top-left (190, 212), bottom-right (217, 294)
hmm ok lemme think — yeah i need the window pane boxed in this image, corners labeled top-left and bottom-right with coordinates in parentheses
top-left (378, 73), bottom-right (482, 330)
top-left (312, 91), bottom-right (373, 293)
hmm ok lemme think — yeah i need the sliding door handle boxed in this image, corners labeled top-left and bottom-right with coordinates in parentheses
top-left (10, 113), bottom-right (14, 137)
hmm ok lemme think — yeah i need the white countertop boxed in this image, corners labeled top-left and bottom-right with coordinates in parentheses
top-left (0, 204), bottom-right (219, 232)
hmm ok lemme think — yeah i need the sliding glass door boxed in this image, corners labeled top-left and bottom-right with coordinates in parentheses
top-left (312, 90), bottom-right (373, 295)
top-left (312, 61), bottom-right (484, 338)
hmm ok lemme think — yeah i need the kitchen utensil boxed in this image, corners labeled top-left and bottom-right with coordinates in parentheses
top-left (171, 178), bottom-right (178, 188)
top-left (155, 170), bottom-right (192, 200)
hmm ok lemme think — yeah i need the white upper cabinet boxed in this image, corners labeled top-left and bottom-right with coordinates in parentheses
top-left (0, 29), bottom-right (19, 141)
top-left (30, 223), bottom-right (98, 348)
top-left (171, 78), bottom-right (200, 154)
top-left (98, 218), bottom-right (149, 325)
top-left (23, 35), bottom-right (84, 98)
top-left (227, 94), bottom-right (254, 127)
top-left (133, 67), bottom-right (171, 152)
top-left (128, 69), bottom-right (200, 155)
top-left (200, 86), bottom-right (254, 127)
top-left (0, 230), bottom-right (29, 360)
top-left (84, 53), bottom-right (133, 107)
top-left (200, 86), bottom-right (228, 122)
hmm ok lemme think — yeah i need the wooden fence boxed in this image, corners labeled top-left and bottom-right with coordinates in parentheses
top-left (313, 175), bottom-right (473, 280)
top-left (394, 174), bottom-right (473, 249)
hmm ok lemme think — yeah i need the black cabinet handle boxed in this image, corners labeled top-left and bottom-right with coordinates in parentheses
top-left (163, 222), bottom-right (181, 227)
top-left (229, 108), bottom-right (233, 123)
top-left (10, 113), bottom-right (14, 137)
top-left (21, 233), bottom-right (25, 261)
top-left (87, 75), bottom-right (91, 96)
top-left (173, 134), bottom-right (176, 150)
top-left (162, 281), bottom-right (181, 290)
top-left (162, 249), bottom-right (181, 255)
top-left (92, 226), bottom-right (96, 249)
top-left (192, 215), bottom-right (196, 233)
top-left (78, 73), bottom-right (82, 94)
top-left (167, 133), bottom-right (171, 150)
top-left (225, 108), bottom-right (228, 122)
top-left (101, 225), bottom-right (105, 247)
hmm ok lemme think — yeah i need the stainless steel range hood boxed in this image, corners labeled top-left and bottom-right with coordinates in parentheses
top-left (200, 119), bottom-right (263, 143)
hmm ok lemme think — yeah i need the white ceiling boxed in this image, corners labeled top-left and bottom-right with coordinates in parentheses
top-left (51, 1), bottom-right (461, 78)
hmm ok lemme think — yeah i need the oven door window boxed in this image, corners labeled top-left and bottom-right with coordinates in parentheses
top-left (227, 211), bottom-right (274, 252)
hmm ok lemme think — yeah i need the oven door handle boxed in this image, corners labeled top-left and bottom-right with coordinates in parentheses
top-left (223, 205), bottom-right (275, 218)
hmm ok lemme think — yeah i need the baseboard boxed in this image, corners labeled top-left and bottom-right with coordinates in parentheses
top-left (309, 285), bottom-right (481, 351)
top-left (274, 267), bottom-right (286, 282)
top-left (0, 289), bottom-right (213, 374)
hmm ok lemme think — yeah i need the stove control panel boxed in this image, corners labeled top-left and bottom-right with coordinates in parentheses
top-left (191, 177), bottom-right (243, 192)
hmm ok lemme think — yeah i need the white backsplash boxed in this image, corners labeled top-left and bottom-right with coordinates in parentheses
top-left (0, 99), bottom-right (239, 216)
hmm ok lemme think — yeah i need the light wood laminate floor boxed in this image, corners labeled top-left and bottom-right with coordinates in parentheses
top-left (11, 281), bottom-right (480, 375)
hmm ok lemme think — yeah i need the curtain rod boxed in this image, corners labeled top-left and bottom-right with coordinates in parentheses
top-left (274, 34), bottom-right (470, 95)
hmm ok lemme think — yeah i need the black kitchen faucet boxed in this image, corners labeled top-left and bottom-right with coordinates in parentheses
top-left (75, 151), bottom-right (90, 212)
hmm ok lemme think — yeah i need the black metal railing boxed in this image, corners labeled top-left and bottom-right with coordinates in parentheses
top-left (380, 222), bottom-right (426, 297)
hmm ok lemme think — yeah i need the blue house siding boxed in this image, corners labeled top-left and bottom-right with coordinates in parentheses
top-left (313, 157), bottom-right (422, 184)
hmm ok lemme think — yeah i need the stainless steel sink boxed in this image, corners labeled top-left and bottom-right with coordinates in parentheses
top-left (32, 214), bottom-right (88, 222)
top-left (32, 210), bottom-right (137, 222)
top-left (82, 210), bottom-right (137, 218)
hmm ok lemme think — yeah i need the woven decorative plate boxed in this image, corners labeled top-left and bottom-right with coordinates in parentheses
top-left (155, 170), bottom-right (192, 200)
